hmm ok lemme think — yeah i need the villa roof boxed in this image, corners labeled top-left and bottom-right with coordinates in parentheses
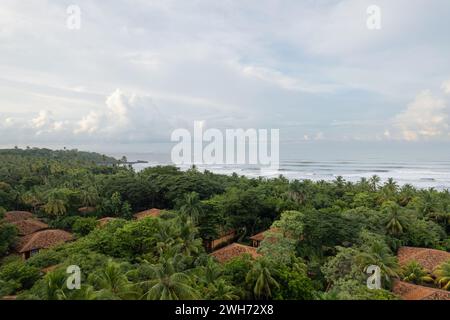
top-left (134, 208), bottom-right (162, 220)
top-left (10, 219), bottom-right (48, 236)
top-left (249, 231), bottom-right (267, 242)
top-left (78, 207), bottom-right (96, 214)
top-left (16, 229), bottom-right (74, 253)
top-left (397, 246), bottom-right (450, 273)
top-left (249, 228), bottom-right (280, 242)
top-left (392, 280), bottom-right (450, 300)
top-left (210, 243), bottom-right (260, 263)
top-left (97, 217), bottom-right (118, 227)
top-left (3, 211), bottom-right (34, 223)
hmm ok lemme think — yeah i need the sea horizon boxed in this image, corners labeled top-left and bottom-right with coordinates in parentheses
top-left (103, 141), bottom-right (450, 190)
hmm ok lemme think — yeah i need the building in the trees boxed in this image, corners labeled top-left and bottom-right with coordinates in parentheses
top-left (10, 219), bottom-right (48, 236)
top-left (78, 207), bottom-right (96, 215)
top-left (134, 208), bottom-right (162, 220)
top-left (97, 217), bottom-right (118, 227)
top-left (3, 211), bottom-right (34, 223)
top-left (397, 246), bottom-right (450, 274)
top-left (249, 228), bottom-right (280, 248)
top-left (16, 229), bottom-right (74, 260)
top-left (210, 243), bottom-right (260, 263)
top-left (204, 229), bottom-right (237, 252)
top-left (392, 280), bottom-right (450, 300)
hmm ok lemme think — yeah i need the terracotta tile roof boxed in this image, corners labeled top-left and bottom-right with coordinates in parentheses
top-left (134, 208), bottom-right (162, 220)
top-left (249, 228), bottom-right (280, 242)
top-left (249, 231), bottom-right (266, 242)
top-left (3, 211), bottom-right (34, 223)
top-left (97, 217), bottom-right (118, 227)
top-left (217, 229), bottom-right (236, 237)
top-left (210, 243), bottom-right (261, 263)
top-left (397, 246), bottom-right (450, 273)
top-left (78, 207), bottom-right (96, 214)
top-left (10, 219), bottom-right (48, 236)
top-left (16, 229), bottom-right (74, 253)
top-left (392, 280), bottom-right (450, 300)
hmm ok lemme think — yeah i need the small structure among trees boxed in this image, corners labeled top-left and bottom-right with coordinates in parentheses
top-left (204, 229), bottom-right (236, 252)
top-left (398, 246), bottom-right (450, 274)
top-left (249, 228), bottom-right (281, 248)
top-left (16, 229), bottom-right (74, 260)
top-left (3, 211), bottom-right (34, 223)
top-left (10, 219), bottom-right (48, 236)
top-left (210, 243), bottom-right (260, 263)
top-left (134, 208), bottom-right (162, 220)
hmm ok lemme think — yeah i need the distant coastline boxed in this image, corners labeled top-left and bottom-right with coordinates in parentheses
top-left (113, 152), bottom-right (450, 191)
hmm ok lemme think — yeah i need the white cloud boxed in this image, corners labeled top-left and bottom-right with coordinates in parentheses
top-left (1, 87), bottom-right (250, 146)
top-left (2, 1), bottom-right (450, 146)
top-left (30, 110), bottom-right (65, 135)
top-left (105, 89), bottom-right (131, 128)
top-left (74, 89), bottom-right (174, 140)
top-left (74, 111), bottom-right (101, 134)
top-left (442, 80), bottom-right (450, 94)
top-left (234, 63), bottom-right (337, 93)
top-left (393, 90), bottom-right (449, 141)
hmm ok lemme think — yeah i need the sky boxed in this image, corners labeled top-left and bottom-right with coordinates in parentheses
top-left (1, 0), bottom-right (450, 153)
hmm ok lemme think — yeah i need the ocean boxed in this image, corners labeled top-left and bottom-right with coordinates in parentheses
top-left (107, 141), bottom-right (450, 190)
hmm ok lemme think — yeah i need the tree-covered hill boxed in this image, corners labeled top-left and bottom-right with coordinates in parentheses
top-left (0, 148), bottom-right (449, 300)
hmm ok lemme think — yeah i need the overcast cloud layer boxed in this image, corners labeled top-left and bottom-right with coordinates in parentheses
top-left (1, 0), bottom-right (450, 149)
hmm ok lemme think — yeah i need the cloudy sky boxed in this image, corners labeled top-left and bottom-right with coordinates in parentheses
top-left (1, 0), bottom-right (450, 152)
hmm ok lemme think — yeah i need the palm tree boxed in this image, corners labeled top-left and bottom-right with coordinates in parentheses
top-left (179, 192), bottom-right (202, 223)
top-left (43, 196), bottom-right (67, 216)
top-left (355, 241), bottom-right (399, 285)
top-left (59, 285), bottom-right (98, 300)
top-left (384, 178), bottom-right (398, 193)
top-left (398, 184), bottom-right (416, 206)
top-left (358, 177), bottom-right (371, 192)
top-left (382, 201), bottom-right (407, 236)
top-left (245, 259), bottom-right (279, 299)
top-left (369, 175), bottom-right (381, 192)
top-left (427, 211), bottom-right (450, 228)
top-left (435, 260), bottom-right (450, 290)
top-left (142, 257), bottom-right (199, 300)
top-left (176, 219), bottom-right (202, 256)
top-left (80, 187), bottom-right (99, 207)
top-left (401, 261), bottom-right (433, 285)
top-left (420, 191), bottom-right (437, 216)
top-left (88, 260), bottom-right (138, 299)
top-left (207, 279), bottom-right (239, 300)
top-left (21, 190), bottom-right (45, 213)
top-left (37, 269), bottom-right (67, 300)
top-left (196, 259), bottom-right (223, 285)
top-left (286, 180), bottom-right (310, 205)
top-left (333, 176), bottom-right (345, 188)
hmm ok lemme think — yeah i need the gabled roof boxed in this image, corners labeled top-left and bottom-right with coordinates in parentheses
top-left (78, 207), bottom-right (96, 214)
top-left (210, 243), bottom-right (260, 263)
top-left (97, 217), bottom-right (118, 227)
top-left (10, 219), bottom-right (48, 236)
top-left (249, 231), bottom-right (267, 242)
top-left (3, 211), bottom-right (34, 223)
top-left (16, 229), bottom-right (74, 253)
top-left (392, 280), bottom-right (450, 300)
top-left (134, 208), bottom-right (161, 220)
top-left (249, 228), bottom-right (280, 242)
top-left (397, 246), bottom-right (450, 273)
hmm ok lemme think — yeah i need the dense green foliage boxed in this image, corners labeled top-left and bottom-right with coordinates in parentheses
top-left (0, 148), bottom-right (449, 300)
